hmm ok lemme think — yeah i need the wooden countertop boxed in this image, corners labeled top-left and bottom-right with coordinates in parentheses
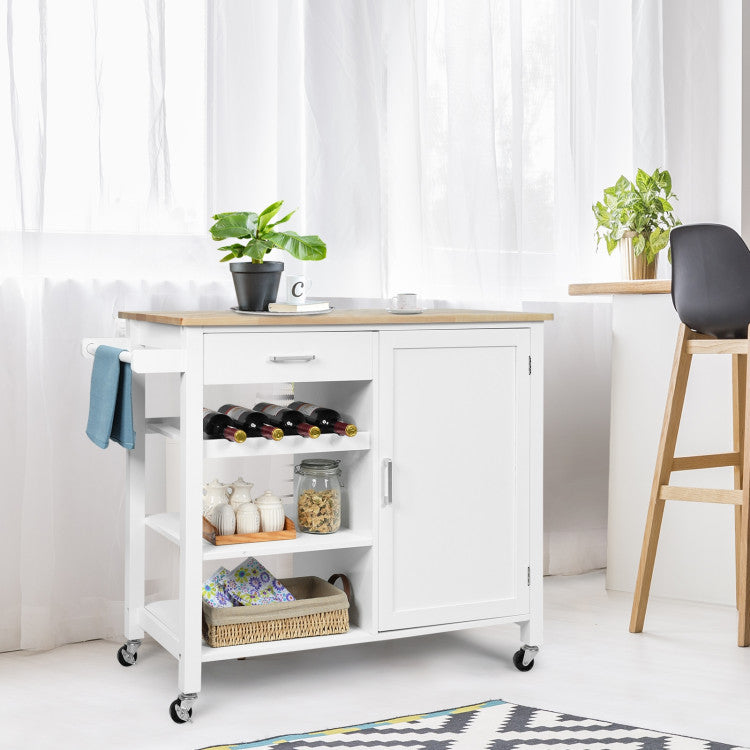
top-left (568, 280), bottom-right (671, 295)
top-left (118, 308), bottom-right (554, 327)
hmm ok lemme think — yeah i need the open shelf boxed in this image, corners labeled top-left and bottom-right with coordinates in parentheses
top-left (145, 419), bottom-right (371, 458)
top-left (204, 431), bottom-right (371, 459)
top-left (202, 625), bottom-right (373, 661)
top-left (142, 599), bottom-right (373, 662)
top-left (145, 512), bottom-right (373, 560)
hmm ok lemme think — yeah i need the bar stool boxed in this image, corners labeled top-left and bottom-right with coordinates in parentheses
top-left (630, 223), bottom-right (750, 646)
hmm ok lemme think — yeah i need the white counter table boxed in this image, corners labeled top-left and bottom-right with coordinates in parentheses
top-left (570, 282), bottom-right (737, 607)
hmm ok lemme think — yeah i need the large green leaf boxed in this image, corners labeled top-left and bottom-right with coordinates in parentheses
top-left (244, 238), bottom-right (275, 261)
top-left (615, 175), bottom-right (631, 193)
top-left (649, 227), bottom-right (670, 254)
top-left (217, 243), bottom-right (247, 259)
top-left (636, 168), bottom-right (654, 192)
top-left (656, 169), bottom-right (672, 196)
top-left (267, 230), bottom-right (327, 261)
top-left (210, 212), bottom-right (258, 240)
top-left (266, 209), bottom-right (296, 230)
top-left (633, 234), bottom-right (646, 256)
top-left (257, 201), bottom-right (284, 232)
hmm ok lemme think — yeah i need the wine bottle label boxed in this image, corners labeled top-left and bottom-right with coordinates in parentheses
top-left (224, 406), bottom-right (250, 422)
top-left (258, 404), bottom-right (286, 417)
top-left (291, 402), bottom-right (316, 418)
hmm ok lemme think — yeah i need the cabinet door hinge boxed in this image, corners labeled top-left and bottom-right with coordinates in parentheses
top-left (527, 566), bottom-right (531, 586)
top-left (528, 355), bottom-right (532, 375)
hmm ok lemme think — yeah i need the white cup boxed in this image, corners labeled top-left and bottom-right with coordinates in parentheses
top-left (286, 275), bottom-right (309, 304)
top-left (391, 293), bottom-right (420, 310)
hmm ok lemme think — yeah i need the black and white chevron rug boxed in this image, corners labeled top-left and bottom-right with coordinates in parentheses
top-left (200, 699), bottom-right (747, 749)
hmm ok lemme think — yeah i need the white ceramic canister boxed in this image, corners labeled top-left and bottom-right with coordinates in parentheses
top-left (227, 477), bottom-right (254, 512)
top-left (254, 490), bottom-right (285, 532)
top-left (235, 502), bottom-right (261, 534)
top-left (213, 502), bottom-right (236, 536)
top-left (203, 479), bottom-right (229, 519)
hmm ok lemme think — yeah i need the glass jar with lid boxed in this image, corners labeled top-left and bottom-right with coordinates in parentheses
top-left (294, 459), bottom-right (343, 534)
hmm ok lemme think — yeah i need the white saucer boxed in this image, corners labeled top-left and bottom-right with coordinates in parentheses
top-left (386, 308), bottom-right (424, 315)
top-left (231, 306), bottom-right (334, 316)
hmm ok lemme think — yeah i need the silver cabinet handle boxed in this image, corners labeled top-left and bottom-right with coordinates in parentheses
top-left (269, 355), bottom-right (316, 363)
top-left (383, 458), bottom-right (393, 505)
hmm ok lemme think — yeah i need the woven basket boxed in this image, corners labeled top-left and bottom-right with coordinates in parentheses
top-left (202, 574), bottom-right (351, 648)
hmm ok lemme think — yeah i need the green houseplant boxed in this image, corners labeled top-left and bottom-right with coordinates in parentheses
top-left (210, 200), bottom-right (327, 311)
top-left (592, 168), bottom-right (680, 280)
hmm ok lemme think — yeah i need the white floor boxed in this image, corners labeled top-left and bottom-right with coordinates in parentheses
top-left (2, 571), bottom-right (750, 749)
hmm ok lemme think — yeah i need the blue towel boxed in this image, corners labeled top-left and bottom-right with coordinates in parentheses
top-left (86, 345), bottom-right (136, 450)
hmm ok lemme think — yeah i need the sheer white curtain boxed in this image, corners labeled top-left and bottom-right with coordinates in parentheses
top-left (0, 1), bottom-right (220, 653)
top-left (1, 0), bottom-right (694, 650)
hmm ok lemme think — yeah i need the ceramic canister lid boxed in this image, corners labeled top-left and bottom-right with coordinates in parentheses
top-left (254, 490), bottom-right (282, 506)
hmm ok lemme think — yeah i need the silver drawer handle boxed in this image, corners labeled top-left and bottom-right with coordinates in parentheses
top-left (269, 355), bottom-right (316, 363)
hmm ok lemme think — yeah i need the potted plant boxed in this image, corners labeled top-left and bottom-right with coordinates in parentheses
top-left (592, 168), bottom-right (680, 280)
top-left (210, 200), bottom-right (326, 311)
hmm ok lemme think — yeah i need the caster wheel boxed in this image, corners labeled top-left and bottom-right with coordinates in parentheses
top-left (117, 645), bottom-right (137, 667)
top-left (513, 648), bottom-right (535, 672)
top-left (169, 698), bottom-right (193, 724)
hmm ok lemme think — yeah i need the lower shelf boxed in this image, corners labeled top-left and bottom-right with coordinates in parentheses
top-left (201, 625), bottom-right (372, 661)
top-left (141, 600), bottom-right (532, 664)
top-left (142, 599), bottom-right (373, 662)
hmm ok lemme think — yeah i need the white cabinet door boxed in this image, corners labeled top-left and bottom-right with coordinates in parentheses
top-left (378, 328), bottom-right (530, 631)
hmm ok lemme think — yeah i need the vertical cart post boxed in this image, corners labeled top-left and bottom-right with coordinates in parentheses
top-left (176, 329), bottom-right (205, 707)
top-left (124, 372), bottom-right (146, 643)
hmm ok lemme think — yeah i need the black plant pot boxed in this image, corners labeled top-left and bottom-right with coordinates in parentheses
top-left (230, 261), bottom-right (284, 311)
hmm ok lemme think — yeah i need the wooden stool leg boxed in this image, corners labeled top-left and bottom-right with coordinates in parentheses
top-left (739, 336), bottom-right (750, 646)
top-left (630, 325), bottom-right (693, 633)
top-left (733, 354), bottom-right (746, 611)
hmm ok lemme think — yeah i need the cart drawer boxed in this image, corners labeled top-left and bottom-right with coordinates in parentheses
top-left (203, 331), bottom-right (373, 384)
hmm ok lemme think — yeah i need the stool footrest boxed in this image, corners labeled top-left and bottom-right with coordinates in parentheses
top-left (658, 485), bottom-right (743, 505)
top-left (671, 452), bottom-right (742, 471)
top-left (687, 339), bottom-right (749, 355)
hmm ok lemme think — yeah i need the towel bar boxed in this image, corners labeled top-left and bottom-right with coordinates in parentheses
top-left (81, 338), bottom-right (187, 374)
top-left (84, 342), bottom-right (133, 363)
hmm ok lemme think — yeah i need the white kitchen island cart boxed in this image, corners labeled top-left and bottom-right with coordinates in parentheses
top-left (87, 308), bottom-right (551, 723)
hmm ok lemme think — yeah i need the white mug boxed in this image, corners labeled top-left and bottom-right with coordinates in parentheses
top-left (391, 293), bottom-right (420, 310)
top-left (286, 275), bottom-right (309, 304)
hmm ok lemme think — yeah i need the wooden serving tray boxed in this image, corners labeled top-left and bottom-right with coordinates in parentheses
top-left (202, 516), bottom-right (297, 546)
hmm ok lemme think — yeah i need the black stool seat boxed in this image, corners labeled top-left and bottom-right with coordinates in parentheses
top-left (671, 223), bottom-right (750, 339)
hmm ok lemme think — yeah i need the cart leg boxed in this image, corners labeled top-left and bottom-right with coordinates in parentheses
top-left (124, 373), bottom-right (146, 642)
top-left (177, 330), bottom-right (205, 706)
top-left (514, 619), bottom-right (541, 671)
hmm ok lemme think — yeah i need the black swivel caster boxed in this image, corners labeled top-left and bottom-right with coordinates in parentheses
top-left (513, 645), bottom-right (538, 672)
top-left (116, 640), bottom-right (141, 667)
top-left (169, 693), bottom-right (197, 724)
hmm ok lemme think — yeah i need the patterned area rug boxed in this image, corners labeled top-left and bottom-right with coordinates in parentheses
top-left (198, 699), bottom-right (748, 749)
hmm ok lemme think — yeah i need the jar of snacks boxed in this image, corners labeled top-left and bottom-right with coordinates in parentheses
top-left (294, 459), bottom-right (342, 534)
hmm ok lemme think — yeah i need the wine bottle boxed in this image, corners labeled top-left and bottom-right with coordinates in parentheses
top-left (217, 404), bottom-right (284, 441)
top-left (252, 402), bottom-right (321, 438)
top-left (202, 408), bottom-right (247, 443)
top-left (288, 401), bottom-right (357, 436)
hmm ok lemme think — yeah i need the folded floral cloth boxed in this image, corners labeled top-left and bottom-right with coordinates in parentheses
top-left (202, 567), bottom-right (234, 608)
top-left (224, 558), bottom-right (296, 606)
